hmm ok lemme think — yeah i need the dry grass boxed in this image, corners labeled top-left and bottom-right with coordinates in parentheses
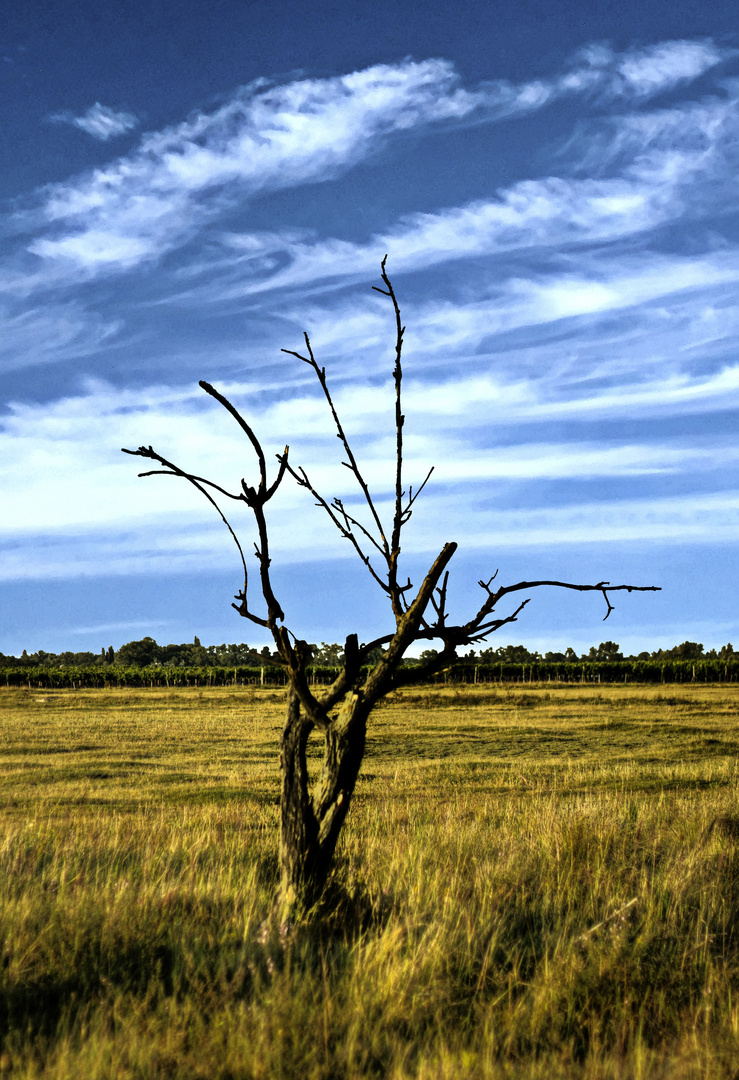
top-left (2, 683), bottom-right (739, 1077)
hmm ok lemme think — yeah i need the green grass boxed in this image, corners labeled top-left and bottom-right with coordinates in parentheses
top-left (2, 684), bottom-right (739, 1077)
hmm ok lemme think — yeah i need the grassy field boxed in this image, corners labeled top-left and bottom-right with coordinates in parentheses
top-left (2, 683), bottom-right (739, 1078)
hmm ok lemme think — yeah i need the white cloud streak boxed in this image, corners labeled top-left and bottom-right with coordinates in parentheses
top-left (2, 375), bottom-right (739, 569)
top-left (270, 248), bottom-right (739, 394)
top-left (404, 490), bottom-right (739, 552)
top-left (29, 60), bottom-right (500, 272)
top-left (0, 303), bottom-right (122, 372)
top-left (164, 79), bottom-right (739, 305)
top-left (50, 103), bottom-right (139, 141)
top-left (4, 486), bottom-right (739, 582)
top-left (21, 42), bottom-right (729, 277)
top-left (201, 175), bottom-right (669, 299)
top-left (68, 620), bottom-right (171, 636)
top-left (597, 39), bottom-right (728, 98)
top-left (3, 39), bottom-right (739, 596)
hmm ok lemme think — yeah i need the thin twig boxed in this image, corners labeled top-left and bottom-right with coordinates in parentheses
top-left (122, 445), bottom-right (250, 602)
top-left (278, 453), bottom-right (391, 594)
top-left (375, 255), bottom-right (406, 616)
top-left (282, 334), bottom-right (390, 557)
top-left (333, 499), bottom-right (387, 557)
top-left (405, 466), bottom-right (434, 515)
top-left (136, 469), bottom-right (243, 502)
top-left (199, 381), bottom-right (267, 492)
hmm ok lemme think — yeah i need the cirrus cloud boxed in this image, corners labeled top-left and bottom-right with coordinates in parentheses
top-left (20, 41), bottom-right (730, 279)
top-left (49, 102), bottom-right (139, 141)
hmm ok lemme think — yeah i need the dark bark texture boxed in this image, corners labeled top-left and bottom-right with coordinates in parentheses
top-left (279, 690), bottom-right (368, 913)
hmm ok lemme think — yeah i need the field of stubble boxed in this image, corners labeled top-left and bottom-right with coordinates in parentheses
top-left (2, 683), bottom-right (739, 1078)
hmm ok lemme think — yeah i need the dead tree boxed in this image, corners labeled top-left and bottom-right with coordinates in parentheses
top-left (122, 258), bottom-right (659, 916)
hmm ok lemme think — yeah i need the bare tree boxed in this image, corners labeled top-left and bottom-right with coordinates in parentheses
top-left (123, 259), bottom-right (658, 917)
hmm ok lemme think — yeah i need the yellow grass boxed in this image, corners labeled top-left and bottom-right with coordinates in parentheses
top-left (1, 683), bottom-right (739, 1077)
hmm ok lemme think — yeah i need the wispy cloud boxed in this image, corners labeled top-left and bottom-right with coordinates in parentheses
top-left (69, 619), bottom-right (171, 636)
top-left (3, 373), bottom-right (739, 568)
top-left (166, 82), bottom-right (739, 304)
top-left (4, 485), bottom-right (739, 583)
top-left (0, 524), bottom-right (235, 582)
top-left (576, 92), bottom-right (739, 198)
top-left (4, 37), bottom-right (739, 604)
top-left (582, 39), bottom-right (729, 99)
top-left (49, 102), bottom-right (139, 141)
top-left (192, 175), bottom-right (670, 299)
top-left (403, 490), bottom-right (739, 552)
top-left (29, 60), bottom-right (498, 273)
top-left (269, 248), bottom-right (739, 383)
top-left (19, 42), bottom-right (730, 279)
top-left (0, 302), bottom-right (122, 372)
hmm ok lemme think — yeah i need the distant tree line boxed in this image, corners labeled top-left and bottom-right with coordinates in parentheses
top-left (0, 636), bottom-right (735, 669)
top-left (0, 637), bottom-right (378, 670)
top-left (421, 639), bottom-right (736, 664)
top-left (2, 637), bottom-right (738, 689)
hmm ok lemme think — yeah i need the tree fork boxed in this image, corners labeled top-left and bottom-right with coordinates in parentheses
top-left (279, 690), bottom-right (368, 915)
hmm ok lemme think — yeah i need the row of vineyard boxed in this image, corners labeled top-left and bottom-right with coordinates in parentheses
top-left (3, 658), bottom-right (739, 689)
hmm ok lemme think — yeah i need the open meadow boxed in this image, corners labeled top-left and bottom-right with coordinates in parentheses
top-left (2, 683), bottom-right (739, 1078)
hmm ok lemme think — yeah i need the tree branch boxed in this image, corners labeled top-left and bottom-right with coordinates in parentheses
top-left (363, 542), bottom-right (459, 701)
top-left (199, 380), bottom-right (268, 493)
top-left (123, 371), bottom-right (291, 630)
top-left (374, 254), bottom-right (406, 620)
top-left (122, 444), bottom-right (250, 608)
top-left (388, 641), bottom-right (459, 690)
top-left (332, 498), bottom-right (387, 558)
top-left (405, 466), bottom-right (434, 516)
top-left (318, 633), bottom-right (361, 711)
top-left (135, 469), bottom-right (244, 502)
top-left (281, 334), bottom-right (390, 559)
top-left (467, 579), bottom-right (661, 634)
top-left (277, 453), bottom-right (391, 595)
top-left (278, 261), bottom-right (437, 626)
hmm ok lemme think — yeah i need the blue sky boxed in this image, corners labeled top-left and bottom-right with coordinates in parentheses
top-left (2, 0), bottom-right (739, 657)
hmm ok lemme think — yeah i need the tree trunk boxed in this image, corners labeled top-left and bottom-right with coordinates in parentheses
top-left (278, 689), bottom-right (367, 917)
top-left (278, 686), bottom-right (317, 914)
